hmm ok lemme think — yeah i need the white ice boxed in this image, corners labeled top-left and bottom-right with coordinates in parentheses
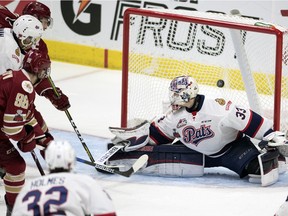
top-left (0, 61), bottom-right (287, 216)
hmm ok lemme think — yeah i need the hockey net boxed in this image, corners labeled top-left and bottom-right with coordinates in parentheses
top-left (121, 8), bottom-right (288, 132)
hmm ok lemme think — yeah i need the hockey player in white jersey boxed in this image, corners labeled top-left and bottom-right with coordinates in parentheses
top-left (0, 14), bottom-right (43, 73)
top-left (12, 140), bottom-right (117, 216)
top-left (107, 75), bottom-right (288, 186)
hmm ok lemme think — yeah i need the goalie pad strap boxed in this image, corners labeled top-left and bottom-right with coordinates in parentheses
top-left (108, 144), bottom-right (204, 177)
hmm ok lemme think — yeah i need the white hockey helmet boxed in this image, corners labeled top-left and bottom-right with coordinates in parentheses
top-left (45, 141), bottom-right (76, 172)
top-left (12, 15), bottom-right (43, 49)
top-left (169, 75), bottom-right (199, 106)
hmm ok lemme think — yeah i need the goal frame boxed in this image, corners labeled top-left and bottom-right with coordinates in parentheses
top-left (121, 7), bottom-right (284, 129)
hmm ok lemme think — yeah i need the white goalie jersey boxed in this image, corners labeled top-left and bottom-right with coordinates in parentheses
top-left (12, 172), bottom-right (116, 216)
top-left (150, 95), bottom-right (273, 155)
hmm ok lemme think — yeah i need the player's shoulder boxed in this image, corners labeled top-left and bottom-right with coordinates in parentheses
top-left (0, 28), bottom-right (18, 50)
top-left (0, 5), bottom-right (18, 17)
top-left (0, 6), bottom-right (17, 28)
top-left (2, 70), bottom-right (34, 94)
top-left (71, 173), bottom-right (103, 187)
top-left (202, 95), bottom-right (234, 111)
top-left (54, 172), bottom-right (96, 182)
top-left (204, 95), bottom-right (230, 105)
top-left (1, 28), bottom-right (13, 38)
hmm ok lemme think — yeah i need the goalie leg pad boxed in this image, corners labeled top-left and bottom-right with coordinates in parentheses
top-left (248, 149), bottom-right (279, 186)
top-left (108, 144), bottom-right (204, 177)
top-left (278, 154), bottom-right (288, 174)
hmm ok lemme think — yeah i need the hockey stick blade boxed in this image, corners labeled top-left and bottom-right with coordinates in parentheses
top-left (76, 154), bottom-right (148, 177)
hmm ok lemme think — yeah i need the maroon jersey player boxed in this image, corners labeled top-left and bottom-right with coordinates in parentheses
top-left (0, 49), bottom-right (53, 215)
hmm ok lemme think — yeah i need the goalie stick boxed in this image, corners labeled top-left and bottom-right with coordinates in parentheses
top-left (96, 144), bottom-right (124, 164)
top-left (76, 154), bottom-right (148, 177)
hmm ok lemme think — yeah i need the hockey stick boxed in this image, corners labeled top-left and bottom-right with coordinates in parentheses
top-left (76, 154), bottom-right (148, 177)
top-left (47, 76), bottom-right (96, 166)
top-left (30, 150), bottom-right (45, 176)
top-left (96, 145), bottom-right (124, 164)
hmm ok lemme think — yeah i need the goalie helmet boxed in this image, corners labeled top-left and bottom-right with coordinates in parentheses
top-left (45, 141), bottom-right (76, 172)
top-left (23, 49), bottom-right (51, 79)
top-left (169, 75), bottom-right (199, 106)
top-left (13, 15), bottom-right (43, 50)
top-left (23, 2), bottom-right (53, 29)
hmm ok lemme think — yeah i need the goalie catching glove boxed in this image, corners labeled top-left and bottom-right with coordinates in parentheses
top-left (109, 120), bottom-right (150, 152)
top-left (42, 87), bottom-right (70, 111)
top-left (259, 131), bottom-right (288, 157)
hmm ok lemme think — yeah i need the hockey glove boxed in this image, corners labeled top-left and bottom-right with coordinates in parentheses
top-left (261, 131), bottom-right (288, 157)
top-left (42, 88), bottom-right (70, 111)
top-left (36, 132), bottom-right (54, 150)
top-left (17, 125), bottom-right (36, 152)
top-left (36, 132), bottom-right (54, 159)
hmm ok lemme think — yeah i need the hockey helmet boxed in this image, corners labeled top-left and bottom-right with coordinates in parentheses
top-left (13, 15), bottom-right (43, 50)
top-left (169, 75), bottom-right (199, 106)
top-left (22, 49), bottom-right (51, 79)
top-left (45, 141), bottom-right (76, 172)
top-left (23, 2), bottom-right (53, 29)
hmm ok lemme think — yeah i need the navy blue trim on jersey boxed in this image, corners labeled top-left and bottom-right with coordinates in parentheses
top-left (241, 110), bottom-right (263, 138)
top-left (186, 94), bottom-right (205, 113)
top-left (0, 28), bottom-right (4, 37)
top-left (149, 122), bottom-right (174, 144)
top-left (264, 128), bottom-right (274, 137)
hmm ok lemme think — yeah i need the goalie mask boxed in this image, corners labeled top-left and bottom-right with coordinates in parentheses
top-left (45, 141), bottom-right (76, 172)
top-left (169, 75), bottom-right (199, 107)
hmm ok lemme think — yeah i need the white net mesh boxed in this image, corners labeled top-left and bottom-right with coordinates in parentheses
top-left (122, 8), bottom-right (288, 131)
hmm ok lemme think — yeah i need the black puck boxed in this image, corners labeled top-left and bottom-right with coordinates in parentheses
top-left (217, 79), bottom-right (225, 87)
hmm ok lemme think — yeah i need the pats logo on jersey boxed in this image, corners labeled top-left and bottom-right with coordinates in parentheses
top-left (177, 118), bottom-right (187, 128)
top-left (22, 81), bottom-right (33, 93)
top-left (215, 98), bottom-right (226, 105)
top-left (182, 125), bottom-right (215, 146)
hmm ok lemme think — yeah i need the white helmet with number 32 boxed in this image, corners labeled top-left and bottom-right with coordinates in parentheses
top-left (169, 75), bottom-right (199, 107)
top-left (45, 141), bottom-right (76, 172)
top-left (12, 15), bottom-right (43, 50)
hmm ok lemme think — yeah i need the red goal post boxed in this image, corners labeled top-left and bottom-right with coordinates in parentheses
top-left (121, 8), bottom-right (288, 131)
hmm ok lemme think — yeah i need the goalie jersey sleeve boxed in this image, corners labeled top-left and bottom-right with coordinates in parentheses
top-left (150, 95), bottom-right (273, 155)
top-left (12, 173), bottom-right (117, 216)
